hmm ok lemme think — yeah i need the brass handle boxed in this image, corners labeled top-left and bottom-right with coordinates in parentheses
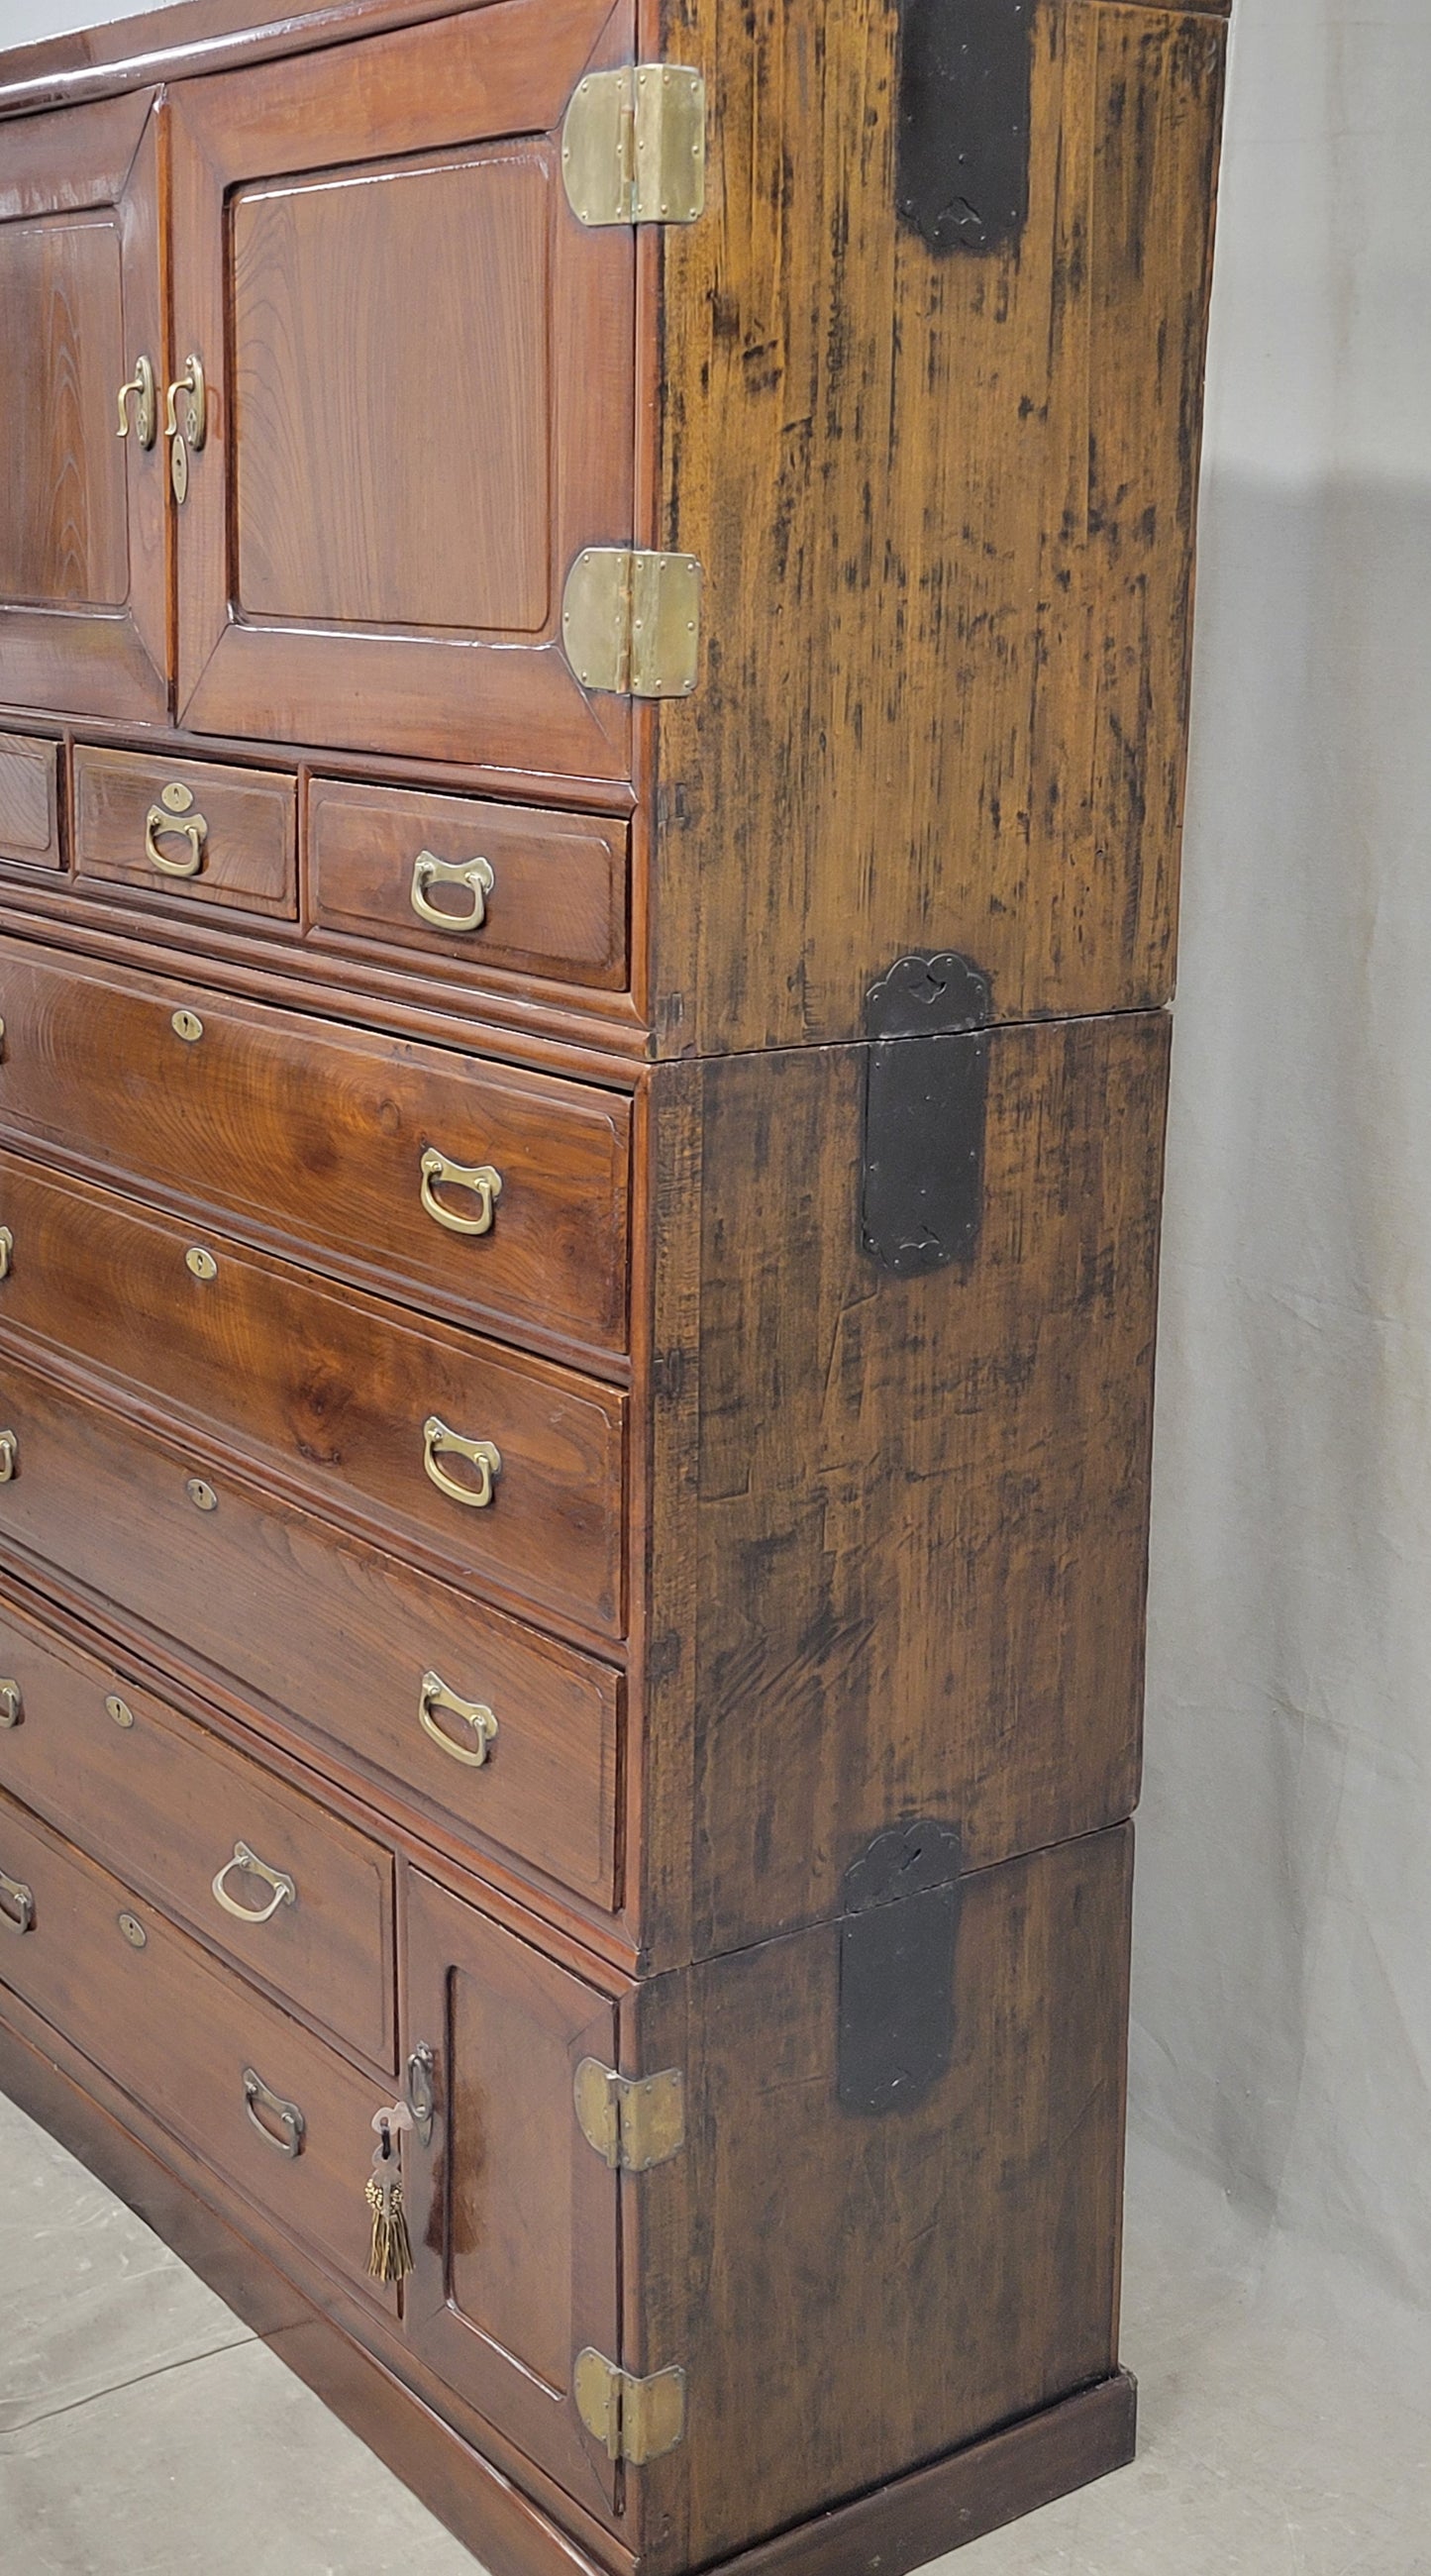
top-left (243, 2067), bottom-right (305, 2158)
top-left (0, 1867), bottom-right (34, 1934)
top-left (0, 1680), bottom-right (21, 1729)
top-left (145, 782), bottom-right (208, 879)
top-left (163, 353), bottom-right (207, 451)
top-left (0, 1431), bottom-right (18, 1484)
top-left (116, 354), bottom-right (157, 448)
top-left (419, 1148), bottom-right (502, 1237)
top-left (422, 1416), bottom-right (500, 1509)
top-left (419, 1671), bottom-right (498, 1769)
top-left (212, 1841), bottom-right (297, 1925)
top-left (407, 2043), bottom-right (436, 2148)
top-left (0, 1227), bottom-right (13, 1280)
top-left (410, 852), bottom-right (494, 932)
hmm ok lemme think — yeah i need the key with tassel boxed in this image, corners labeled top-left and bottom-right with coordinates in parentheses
top-left (366, 2100), bottom-right (415, 2285)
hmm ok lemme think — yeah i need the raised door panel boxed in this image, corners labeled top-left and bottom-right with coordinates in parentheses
top-left (0, 90), bottom-right (167, 719)
top-left (404, 1870), bottom-right (621, 2516)
top-left (169, 0), bottom-right (636, 775)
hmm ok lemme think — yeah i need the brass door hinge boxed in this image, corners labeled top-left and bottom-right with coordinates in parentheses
top-left (562, 548), bottom-right (702, 698)
top-left (562, 64), bottom-right (706, 228)
top-left (574, 2057), bottom-right (685, 2172)
top-left (574, 2348), bottom-right (686, 2464)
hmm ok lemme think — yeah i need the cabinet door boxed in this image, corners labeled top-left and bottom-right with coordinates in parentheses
top-left (0, 90), bottom-right (167, 720)
top-left (169, 0), bottom-right (635, 779)
top-left (404, 1871), bottom-right (621, 2515)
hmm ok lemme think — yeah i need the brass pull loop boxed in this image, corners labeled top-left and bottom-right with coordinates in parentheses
top-left (419, 1148), bottom-right (502, 1237)
top-left (409, 851), bottom-right (494, 933)
top-left (406, 2043), bottom-right (436, 2148)
top-left (0, 1680), bottom-right (21, 1730)
top-left (116, 354), bottom-right (157, 449)
top-left (213, 1841), bottom-right (297, 1925)
top-left (419, 1671), bottom-right (498, 1769)
top-left (163, 353), bottom-right (207, 451)
top-left (145, 783), bottom-right (209, 879)
top-left (243, 2067), bottom-right (305, 2157)
top-left (0, 1227), bottom-right (14, 1280)
top-left (0, 1431), bottom-right (18, 1484)
top-left (422, 1416), bottom-right (500, 1509)
top-left (0, 1867), bottom-right (34, 1934)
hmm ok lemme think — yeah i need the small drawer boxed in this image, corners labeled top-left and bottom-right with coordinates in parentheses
top-left (0, 1151), bottom-right (626, 1641)
top-left (0, 1597), bottom-right (395, 2068)
top-left (0, 1363), bottom-right (620, 1913)
top-left (74, 746), bottom-right (297, 919)
top-left (0, 1791), bottom-right (398, 2308)
top-left (308, 777), bottom-right (627, 989)
top-left (0, 734), bottom-right (61, 872)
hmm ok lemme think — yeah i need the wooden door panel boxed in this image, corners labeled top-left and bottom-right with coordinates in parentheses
top-left (170, 0), bottom-right (635, 775)
top-left (405, 1869), bottom-right (621, 2514)
top-left (0, 90), bottom-right (166, 719)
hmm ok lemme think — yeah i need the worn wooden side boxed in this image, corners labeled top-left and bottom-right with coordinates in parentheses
top-left (628, 1825), bottom-right (1133, 2570)
top-left (649, 0), bottom-right (1227, 1052)
top-left (637, 1011), bottom-right (1165, 1965)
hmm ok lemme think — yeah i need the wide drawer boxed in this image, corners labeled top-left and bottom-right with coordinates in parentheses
top-left (0, 1354), bottom-right (620, 1913)
top-left (0, 734), bottom-right (61, 872)
top-left (0, 1153), bottom-right (625, 1640)
top-left (0, 1790), bottom-right (396, 2307)
top-left (308, 777), bottom-right (628, 991)
top-left (73, 745), bottom-right (298, 919)
top-left (0, 937), bottom-right (630, 1368)
top-left (0, 1595), bottom-right (395, 2068)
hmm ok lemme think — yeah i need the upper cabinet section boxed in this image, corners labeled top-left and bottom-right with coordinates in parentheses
top-left (0, 90), bottom-right (167, 723)
top-left (168, 0), bottom-right (637, 776)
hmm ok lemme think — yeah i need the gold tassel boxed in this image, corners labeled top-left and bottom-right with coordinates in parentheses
top-left (365, 2167), bottom-right (415, 2284)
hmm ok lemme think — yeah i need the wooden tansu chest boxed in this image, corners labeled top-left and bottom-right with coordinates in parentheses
top-left (0, 0), bottom-right (1225, 2566)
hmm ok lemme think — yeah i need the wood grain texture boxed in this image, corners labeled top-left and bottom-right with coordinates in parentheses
top-left (0, 1352), bottom-right (623, 1918)
top-left (0, 734), bottom-right (60, 865)
top-left (638, 1013), bottom-right (1165, 1964)
top-left (649, 0), bottom-right (1227, 1051)
top-left (629, 1827), bottom-right (1133, 2569)
top-left (0, 1590), bottom-right (397, 2067)
top-left (0, 936), bottom-right (632, 1373)
top-left (73, 742), bottom-right (297, 918)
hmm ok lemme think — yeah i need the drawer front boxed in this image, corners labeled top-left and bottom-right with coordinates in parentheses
top-left (0, 1597), bottom-right (395, 2068)
top-left (0, 1354), bottom-right (619, 1911)
top-left (0, 735), bottom-right (61, 871)
top-left (0, 1790), bottom-right (396, 2306)
top-left (0, 1155), bottom-right (625, 1638)
top-left (73, 745), bottom-right (297, 919)
top-left (309, 778), bottom-right (628, 990)
top-left (0, 938), bottom-right (630, 1366)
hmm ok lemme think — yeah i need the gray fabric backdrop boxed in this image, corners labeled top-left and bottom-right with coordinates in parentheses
top-left (0, 0), bottom-right (1418, 2315)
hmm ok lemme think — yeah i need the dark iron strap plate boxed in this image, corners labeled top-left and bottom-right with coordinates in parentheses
top-left (838, 1818), bottom-right (965, 2114)
top-left (862, 952), bottom-right (991, 1276)
top-left (897, 0), bottom-right (1033, 254)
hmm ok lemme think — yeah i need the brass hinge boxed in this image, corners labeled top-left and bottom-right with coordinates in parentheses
top-left (574, 2348), bottom-right (687, 2464)
top-left (562, 64), bottom-right (706, 228)
top-left (562, 548), bottom-right (703, 699)
top-left (574, 2057), bottom-right (686, 2172)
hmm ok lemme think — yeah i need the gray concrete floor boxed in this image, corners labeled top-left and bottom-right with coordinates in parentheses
top-left (1, 2087), bottom-right (1426, 2574)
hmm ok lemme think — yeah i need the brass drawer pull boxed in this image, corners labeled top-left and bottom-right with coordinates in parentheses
top-left (406, 2042), bottom-right (436, 2148)
top-left (419, 1148), bottom-right (502, 1237)
top-left (410, 851), bottom-right (494, 932)
top-left (0, 1680), bottom-right (20, 1730)
top-left (243, 2067), bottom-right (305, 2158)
top-left (213, 1841), bottom-right (297, 1925)
top-left (145, 782), bottom-right (209, 878)
top-left (0, 1867), bottom-right (34, 1934)
top-left (163, 353), bottom-right (207, 453)
top-left (422, 1415), bottom-right (500, 1509)
top-left (116, 353), bottom-right (157, 448)
top-left (0, 1431), bottom-right (18, 1483)
top-left (419, 1670), bottom-right (498, 1769)
top-left (0, 1226), bottom-right (13, 1279)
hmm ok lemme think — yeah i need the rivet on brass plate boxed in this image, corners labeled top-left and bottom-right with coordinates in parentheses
top-left (171, 1010), bottom-right (204, 1043)
top-left (185, 1478), bottom-right (219, 1513)
top-left (185, 1247), bottom-right (218, 1281)
top-left (105, 1694), bottom-right (136, 1730)
top-left (0, 1680), bottom-right (21, 1730)
top-left (118, 1910), bottom-right (148, 1950)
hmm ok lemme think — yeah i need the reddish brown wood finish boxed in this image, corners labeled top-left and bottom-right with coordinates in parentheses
top-left (0, 734), bottom-right (62, 868)
top-left (0, 937), bottom-right (633, 1371)
top-left (0, 1593), bottom-right (397, 2066)
top-left (73, 741), bottom-right (298, 917)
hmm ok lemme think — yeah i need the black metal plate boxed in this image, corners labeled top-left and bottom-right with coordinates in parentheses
top-left (862, 954), bottom-right (991, 1277)
top-left (896, 0), bottom-right (1033, 254)
top-left (838, 1819), bottom-right (964, 2115)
